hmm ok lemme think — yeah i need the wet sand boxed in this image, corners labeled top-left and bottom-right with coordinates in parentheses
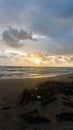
top-left (0, 74), bottom-right (73, 130)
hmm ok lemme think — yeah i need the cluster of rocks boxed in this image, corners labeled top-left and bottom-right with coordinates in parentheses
top-left (19, 81), bottom-right (73, 106)
top-left (18, 81), bottom-right (73, 123)
top-left (19, 81), bottom-right (58, 106)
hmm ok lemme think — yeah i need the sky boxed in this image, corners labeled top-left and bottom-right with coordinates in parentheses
top-left (0, 0), bottom-right (73, 66)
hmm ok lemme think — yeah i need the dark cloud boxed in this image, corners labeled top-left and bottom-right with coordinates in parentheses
top-left (2, 27), bottom-right (34, 48)
top-left (0, 55), bottom-right (7, 59)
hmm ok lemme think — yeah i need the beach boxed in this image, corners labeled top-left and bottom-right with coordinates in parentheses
top-left (0, 74), bottom-right (73, 130)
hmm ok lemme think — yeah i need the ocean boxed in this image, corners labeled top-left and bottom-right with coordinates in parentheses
top-left (0, 66), bottom-right (73, 79)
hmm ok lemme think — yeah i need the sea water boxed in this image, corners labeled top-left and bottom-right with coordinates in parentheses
top-left (0, 66), bottom-right (73, 79)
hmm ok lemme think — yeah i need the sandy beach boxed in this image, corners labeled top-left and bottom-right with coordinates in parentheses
top-left (0, 74), bottom-right (73, 130)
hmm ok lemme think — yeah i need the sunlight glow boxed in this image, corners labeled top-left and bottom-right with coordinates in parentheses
top-left (33, 58), bottom-right (41, 64)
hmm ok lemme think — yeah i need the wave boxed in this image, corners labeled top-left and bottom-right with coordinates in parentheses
top-left (0, 66), bottom-right (73, 79)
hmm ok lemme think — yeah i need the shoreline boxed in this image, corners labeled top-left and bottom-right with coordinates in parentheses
top-left (0, 72), bottom-right (73, 80)
top-left (0, 72), bottom-right (73, 81)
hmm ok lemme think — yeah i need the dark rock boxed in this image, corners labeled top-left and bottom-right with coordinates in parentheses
top-left (19, 109), bottom-right (51, 123)
top-left (63, 101), bottom-right (73, 107)
top-left (2, 106), bottom-right (11, 110)
top-left (41, 97), bottom-right (57, 106)
top-left (56, 112), bottom-right (73, 121)
top-left (19, 89), bottom-right (31, 105)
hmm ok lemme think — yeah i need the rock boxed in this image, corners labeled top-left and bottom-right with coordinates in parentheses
top-left (19, 109), bottom-right (51, 123)
top-left (2, 106), bottom-right (11, 110)
top-left (56, 112), bottom-right (73, 121)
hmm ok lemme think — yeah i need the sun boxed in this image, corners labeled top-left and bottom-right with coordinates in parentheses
top-left (33, 58), bottom-right (41, 65)
top-left (28, 54), bottom-right (42, 65)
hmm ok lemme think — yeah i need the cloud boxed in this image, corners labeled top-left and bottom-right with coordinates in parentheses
top-left (46, 55), bottom-right (73, 66)
top-left (0, 0), bottom-right (73, 57)
top-left (0, 49), bottom-right (73, 66)
top-left (2, 27), bottom-right (35, 47)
